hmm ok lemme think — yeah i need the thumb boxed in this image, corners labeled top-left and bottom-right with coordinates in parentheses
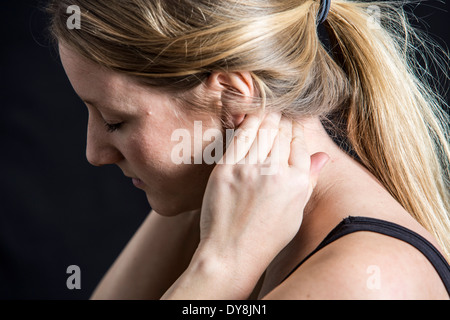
top-left (309, 152), bottom-right (330, 189)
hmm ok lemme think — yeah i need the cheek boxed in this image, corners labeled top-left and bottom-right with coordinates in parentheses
top-left (126, 130), bottom-right (171, 172)
top-left (123, 119), bottom-right (219, 214)
top-left (125, 109), bottom-right (223, 176)
top-left (124, 122), bottom-right (192, 180)
top-left (136, 117), bottom-right (223, 166)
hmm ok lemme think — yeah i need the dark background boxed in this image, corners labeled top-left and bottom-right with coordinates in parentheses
top-left (0, 0), bottom-right (448, 299)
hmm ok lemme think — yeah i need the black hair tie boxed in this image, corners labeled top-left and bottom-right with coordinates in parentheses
top-left (317, 0), bottom-right (331, 25)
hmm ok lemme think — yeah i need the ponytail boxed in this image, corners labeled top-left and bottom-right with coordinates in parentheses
top-left (323, 0), bottom-right (450, 259)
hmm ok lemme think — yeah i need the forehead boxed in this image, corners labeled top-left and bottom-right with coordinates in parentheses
top-left (58, 43), bottom-right (183, 120)
top-left (58, 43), bottom-right (137, 105)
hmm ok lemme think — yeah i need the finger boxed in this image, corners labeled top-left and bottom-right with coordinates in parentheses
top-left (223, 113), bottom-right (264, 164)
top-left (288, 121), bottom-right (310, 169)
top-left (305, 152), bottom-right (330, 199)
top-left (309, 152), bottom-right (330, 189)
top-left (267, 117), bottom-right (292, 165)
top-left (247, 112), bottom-right (281, 164)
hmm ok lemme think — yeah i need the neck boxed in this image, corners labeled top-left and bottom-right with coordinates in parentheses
top-left (299, 117), bottom-right (349, 214)
top-left (257, 116), bottom-right (358, 297)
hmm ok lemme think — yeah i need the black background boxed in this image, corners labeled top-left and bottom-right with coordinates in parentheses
top-left (1, 0), bottom-right (448, 299)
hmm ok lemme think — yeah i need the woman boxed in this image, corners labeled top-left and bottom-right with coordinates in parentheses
top-left (47, 0), bottom-right (450, 299)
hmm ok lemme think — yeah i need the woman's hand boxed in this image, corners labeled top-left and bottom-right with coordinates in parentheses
top-left (162, 113), bottom-right (329, 299)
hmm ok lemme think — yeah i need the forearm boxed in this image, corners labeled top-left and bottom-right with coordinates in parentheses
top-left (91, 210), bottom-right (200, 300)
top-left (161, 244), bottom-right (263, 300)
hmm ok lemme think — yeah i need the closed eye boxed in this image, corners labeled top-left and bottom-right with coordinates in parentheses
top-left (103, 121), bottom-right (123, 133)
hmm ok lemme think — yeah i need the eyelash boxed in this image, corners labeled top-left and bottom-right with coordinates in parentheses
top-left (103, 121), bottom-right (123, 133)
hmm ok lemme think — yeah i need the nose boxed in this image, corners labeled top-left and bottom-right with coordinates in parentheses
top-left (86, 117), bottom-right (123, 167)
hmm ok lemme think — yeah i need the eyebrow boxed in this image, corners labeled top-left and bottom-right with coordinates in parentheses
top-left (81, 98), bottom-right (106, 109)
top-left (81, 97), bottom-right (134, 114)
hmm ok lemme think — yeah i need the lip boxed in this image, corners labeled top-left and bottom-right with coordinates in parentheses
top-left (132, 178), bottom-right (144, 188)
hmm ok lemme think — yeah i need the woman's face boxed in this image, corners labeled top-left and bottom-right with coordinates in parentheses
top-left (59, 43), bottom-right (220, 216)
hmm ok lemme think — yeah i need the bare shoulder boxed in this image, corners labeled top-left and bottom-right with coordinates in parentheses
top-left (263, 231), bottom-right (449, 300)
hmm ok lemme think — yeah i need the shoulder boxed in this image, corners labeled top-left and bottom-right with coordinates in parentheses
top-left (263, 230), bottom-right (449, 300)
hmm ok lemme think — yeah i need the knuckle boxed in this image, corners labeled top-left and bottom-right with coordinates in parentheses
top-left (274, 164), bottom-right (287, 176)
top-left (264, 113), bottom-right (281, 127)
top-left (232, 164), bottom-right (259, 182)
top-left (295, 172), bottom-right (310, 188)
top-left (282, 169), bottom-right (309, 190)
top-left (234, 128), bottom-right (254, 144)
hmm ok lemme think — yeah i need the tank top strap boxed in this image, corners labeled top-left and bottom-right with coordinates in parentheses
top-left (280, 216), bottom-right (450, 296)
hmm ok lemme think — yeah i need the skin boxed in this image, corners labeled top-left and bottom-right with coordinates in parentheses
top-left (59, 43), bottom-right (449, 300)
top-left (59, 43), bottom-right (223, 216)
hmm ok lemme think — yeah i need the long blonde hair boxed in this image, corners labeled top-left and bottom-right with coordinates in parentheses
top-left (47, 0), bottom-right (450, 259)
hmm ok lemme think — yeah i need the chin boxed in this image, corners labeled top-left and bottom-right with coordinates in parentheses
top-left (146, 193), bottom-right (201, 217)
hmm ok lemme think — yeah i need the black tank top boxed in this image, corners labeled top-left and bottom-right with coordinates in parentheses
top-left (281, 216), bottom-right (450, 296)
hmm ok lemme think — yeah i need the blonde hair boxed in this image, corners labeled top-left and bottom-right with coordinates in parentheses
top-left (47, 0), bottom-right (450, 259)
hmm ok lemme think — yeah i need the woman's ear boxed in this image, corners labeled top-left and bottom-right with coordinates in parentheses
top-left (205, 72), bottom-right (255, 128)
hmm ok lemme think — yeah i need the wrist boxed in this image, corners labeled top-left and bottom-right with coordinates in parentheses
top-left (162, 246), bottom-right (254, 300)
top-left (162, 241), bottom-right (267, 300)
top-left (193, 241), bottom-right (265, 292)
